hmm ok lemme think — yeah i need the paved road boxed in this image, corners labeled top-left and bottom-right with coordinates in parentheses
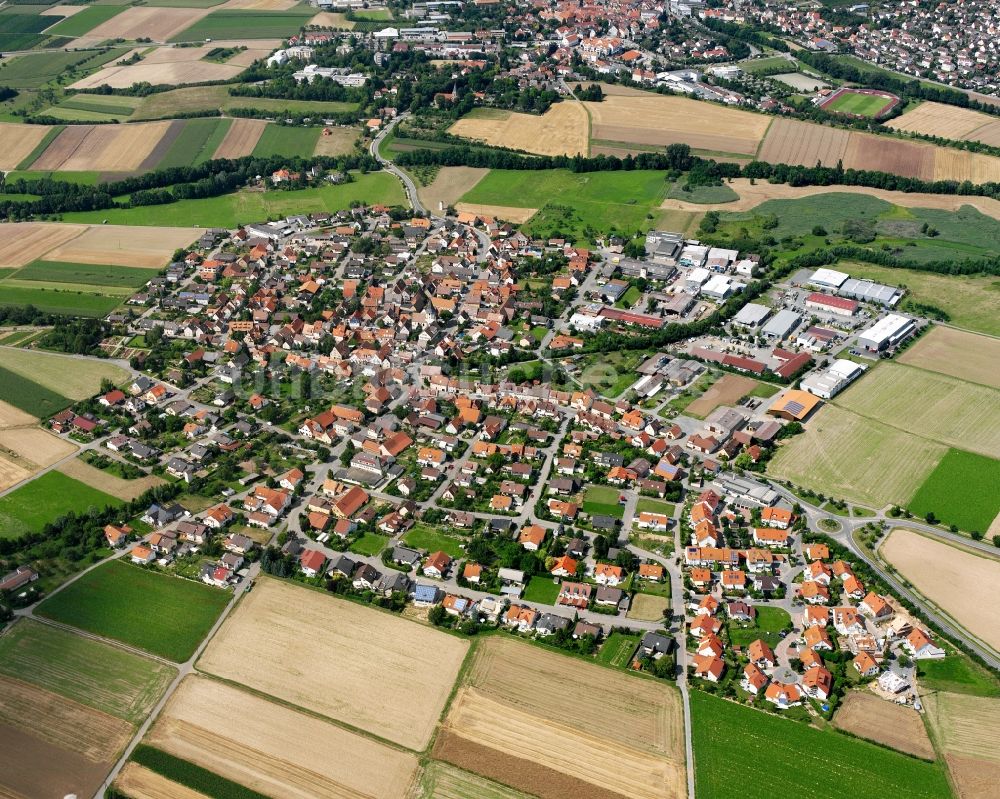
top-left (369, 114), bottom-right (428, 216)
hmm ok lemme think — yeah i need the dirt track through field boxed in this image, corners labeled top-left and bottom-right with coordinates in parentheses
top-left (197, 578), bottom-right (468, 751)
top-left (0, 123), bottom-right (53, 171)
top-left (882, 529), bottom-right (1000, 651)
top-left (213, 118), bottom-right (268, 158)
top-left (832, 691), bottom-right (935, 759)
top-left (59, 456), bottom-right (164, 501)
top-left (149, 676), bottom-right (418, 799)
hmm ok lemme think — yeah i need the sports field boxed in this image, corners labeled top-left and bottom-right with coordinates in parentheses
top-left (435, 636), bottom-right (685, 799)
top-left (882, 529), bottom-right (1000, 651)
top-left (820, 88), bottom-right (897, 117)
top-left (768, 403), bottom-right (945, 508)
top-left (0, 470), bottom-right (121, 539)
top-left (197, 578), bottom-right (469, 750)
top-left (907, 449), bottom-right (1000, 532)
top-left (691, 691), bottom-right (952, 799)
top-left (62, 172), bottom-right (406, 227)
top-left (36, 560), bottom-right (230, 661)
top-left (835, 363), bottom-right (1000, 459)
top-left (0, 618), bottom-right (175, 725)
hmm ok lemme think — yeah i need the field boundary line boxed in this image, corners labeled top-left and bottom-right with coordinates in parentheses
top-left (755, 117), bottom-right (775, 159)
top-left (25, 611), bottom-right (179, 667)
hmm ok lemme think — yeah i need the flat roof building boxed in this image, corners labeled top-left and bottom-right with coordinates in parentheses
top-left (858, 314), bottom-right (915, 352)
top-left (733, 302), bottom-right (771, 328)
top-left (805, 292), bottom-right (858, 317)
top-left (761, 309), bottom-right (801, 341)
top-left (800, 358), bottom-right (867, 399)
top-left (809, 268), bottom-right (849, 289)
top-left (839, 278), bottom-right (904, 307)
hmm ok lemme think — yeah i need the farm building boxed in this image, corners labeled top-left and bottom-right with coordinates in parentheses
top-left (858, 314), bottom-right (916, 351)
top-left (800, 359), bottom-right (867, 399)
top-left (761, 309), bottom-right (801, 341)
top-left (767, 389), bottom-right (822, 421)
top-left (838, 278), bottom-right (904, 307)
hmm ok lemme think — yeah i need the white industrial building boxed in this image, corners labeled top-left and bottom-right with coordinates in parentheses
top-left (839, 278), bottom-right (904, 307)
top-left (858, 314), bottom-right (915, 352)
top-left (732, 302), bottom-right (771, 328)
top-left (809, 268), bottom-right (849, 290)
top-left (761, 309), bottom-right (801, 341)
top-left (701, 275), bottom-right (744, 300)
top-left (679, 244), bottom-right (709, 267)
top-left (801, 359), bottom-right (867, 399)
top-left (685, 266), bottom-right (710, 291)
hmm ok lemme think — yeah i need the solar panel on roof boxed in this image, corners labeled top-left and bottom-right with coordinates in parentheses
top-left (785, 401), bottom-right (804, 415)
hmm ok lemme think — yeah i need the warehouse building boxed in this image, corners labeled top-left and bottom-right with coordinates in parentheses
top-left (805, 292), bottom-right (859, 317)
top-left (761, 309), bottom-right (801, 341)
top-left (809, 268), bottom-right (849, 290)
top-left (733, 302), bottom-right (771, 329)
top-left (858, 314), bottom-right (915, 351)
top-left (701, 275), bottom-right (745, 300)
top-left (801, 359), bottom-right (867, 399)
top-left (767, 389), bottom-right (822, 421)
top-left (838, 278), bottom-right (904, 307)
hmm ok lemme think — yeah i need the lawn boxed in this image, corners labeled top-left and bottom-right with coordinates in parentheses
top-left (916, 645), bottom-right (1000, 697)
top-left (44, 4), bottom-right (125, 36)
top-left (0, 283), bottom-right (123, 317)
top-left (596, 631), bottom-right (641, 667)
top-left (0, 618), bottom-right (176, 724)
top-left (635, 498), bottom-right (675, 517)
top-left (461, 169), bottom-right (670, 242)
top-left (13, 260), bottom-right (160, 289)
top-left (728, 606), bottom-right (791, 648)
top-left (62, 172), bottom-right (405, 228)
top-left (0, 471), bottom-right (123, 539)
top-left (691, 691), bottom-right (953, 799)
top-left (664, 181), bottom-right (739, 204)
top-left (521, 575), bottom-right (561, 604)
top-left (155, 118), bottom-right (230, 169)
top-left (36, 560), bottom-right (230, 662)
top-left (169, 8), bottom-right (315, 41)
top-left (583, 484), bottom-right (624, 519)
top-left (348, 532), bottom-right (389, 556)
top-left (0, 363), bottom-right (72, 417)
top-left (252, 124), bottom-right (321, 158)
top-left (907, 448), bottom-right (1000, 533)
top-left (824, 90), bottom-right (893, 117)
top-left (615, 285), bottom-right (642, 308)
top-left (403, 524), bottom-right (466, 558)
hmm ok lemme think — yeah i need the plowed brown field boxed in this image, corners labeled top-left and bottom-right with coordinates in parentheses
top-left (844, 133), bottom-right (936, 180)
top-left (832, 691), bottom-right (935, 759)
top-left (148, 676), bottom-right (419, 799)
top-left (213, 117), bottom-right (268, 158)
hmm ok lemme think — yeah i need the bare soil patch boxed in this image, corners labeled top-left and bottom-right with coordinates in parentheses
top-left (59, 456), bottom-right (164, 501)
top-left (684, 374), bottom-right (760, 418)
top-left (627, 592), bottom-right (670, 621)
top-left (585, 94), bottom-right (769, 156)
top-left (844, 133), bottom-right (936, 180)
top-left (148, 675), bottom-right (419, 799)
top-left (453, 202), bottom-right (537, 223)
top-left (898, 327), bottom-right (1000, 390)
top-left (116, 762), bottom-right (209, 799)
top-left (881, 529), bottom-right (1000, 652)
top-left (0, 123), bottom-right (53, 171)
top-left (0, 675), bottom-right (132, 763)
top-left (47, 224), bottom-right (199, 268)
top-left (658, 178), bottom-right (1000, 220)
top-left (945, 755), bottom-right (1000, 799)
top-left (832, 690), bottom-right (934, 759)
top-left (0, 223), bottom-right (87, 268)
top-left (31, 122), bottom-right (174, 172)
top-left (213, 117), bottom-right (267, 158)
top-left (418, 166), bottom-right (489, 212)
top-left (196, 578), bottom-right (468, 751)
top-left (450, 102), bottom-right (589, 156)
top-left (0, 720), bottom-right (111, 799)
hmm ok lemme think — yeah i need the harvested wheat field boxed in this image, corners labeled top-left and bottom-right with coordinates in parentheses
top-left (0, 427), bottom-right (76, 468)
top-left (453, 203), bottom-right (537, 223)
top-left (658, 178), bottom-right (1000, 220)
top-left (435, 636), bottom-right (685, 799)
top-left (0, 400), bottom-right (38, 430)
top-left (898, 327), bottom-right (1000, 390)
top-left (585, 94), bottom-right (770, 156)
top-left (887, 103), bottom-right (1000, 148)
top-left (76, 6), bottom-right (211, 43)
top-left (0, 453), bottom-right (32, 493)
top-left (148, 675), bottom-right (419, 799)
top-left (832, 691), bottom-right (935, 759)
top-left (418, 166), bottom-right (489, 212)
top-left (933, 148), bottom-right (1000, 184)
top-left (923, 690), bottom-right (1000, 798)
top-left (31, 122), bottom-right (173, 172)
top-left (197, 578), bottom-right (468, 750)
top-left (220, 0), bottom-right (298, 8)
top-left (0, 123), bottom-right (53, 171)
top-left (685, 374), bottom-right (762, 418)
top-left (0, 222), bottom-right (88, 268)
top-left (314, 126), bottom-right (358, 157)
top-left (46, 224), bottom-right (198, 268)
top-left (450, 103), bottom-right (589, 157)
top-left (59, 456), bottom-right (164, 501)
top-left (213, 117), bottom-right (268, 158)
top-left (116, 763), bottom-right (209, 799)
top-left (411, 761), bottom-right (533, 799)
top-left (881, 529), bottom-right (1000, 652)
top-left (310, 11), bottom-right (354, 27)
top-left (757, 118), bottom-right (852, 168)
top-left (836, 363), bottom-right (1000, 459)
top-left (40, 4), bottom-right (85, 15)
